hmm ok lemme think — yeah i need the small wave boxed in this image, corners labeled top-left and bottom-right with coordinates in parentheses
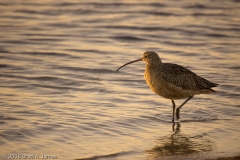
top-left (18, 51), bottom-right (78, 58)
top-left (204, 33), bottom-right (230, 38)
top-left (0, 114), bottom-right (21, 121)
top-left (0, 74), bottom-right (68, 83)
top-left (31, 84), bottom-right (76, 90)
top-left (15, 9), bottom-right (66, 16)
top-left (0, 128), bottom-right (34, 141)
top-left (183, 4), bottom-right (229, 10)
top-left (144, 115), bottom-right (231, 123)
top-left (27, 38), bottom-right (64, 42)
top-left (54, 66), bottom-right (114, 74)
top-left (143, 11), bottom-right (177, 16)
top-left (184, 4), bottom-right (207, 9)
top-left (0, 121), bottom-right (5, 124)
top-left (184, 24), bottom-right (240, 32)
top-left (75, 151), bottom-right (134, 160)
top-left (0, 64), bottom-right (10, 68)
top-left (100, 25), bottom-right (180, 32)
top-left (0, 40), bottom-right (38, 45)
top-left (160, 40), bottom-right (205, 46)
top-left (111, 35), bottom-right (146, 41)
top-left (228, 66), bottom-right (240, 69)
top-left (0, 48), bottom-right (10, 53)
top-left (191, 13), bottom-right (227, 17)
top-left (31, 76), bottom-right (64, 81)
top-left (143, 116), bottom-right (173, 123)
top-left (180, 118), bottom-right (227, 122)
top-left (57, 2), bottom-right (166, 7)
top-left (56, 2), bottom-right (78, 6)
top-left (46, 22), bottom-right (79, 28)
top-left (65, 49), bottom-right (102, 53)
top-left (0, 2), bottom-right (8, 6)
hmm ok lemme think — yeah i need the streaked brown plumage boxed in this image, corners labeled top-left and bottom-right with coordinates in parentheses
top-left (116, 51), bottom-right (218, 122)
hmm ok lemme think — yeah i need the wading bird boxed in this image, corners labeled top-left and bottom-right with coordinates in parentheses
top-left (116, 51), bottom-right (218, 122)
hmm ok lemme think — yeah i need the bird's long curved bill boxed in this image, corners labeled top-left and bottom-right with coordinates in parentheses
top-left (116, 58), bottom-right (142, 73)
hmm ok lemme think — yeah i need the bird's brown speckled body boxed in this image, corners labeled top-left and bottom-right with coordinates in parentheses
top-left (144, 52), bottom-right (216, 100)
top-left (116, 51), bottom-right (218, 122)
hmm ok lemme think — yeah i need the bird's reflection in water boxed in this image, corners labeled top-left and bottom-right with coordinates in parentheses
top-left (147, 123), bottom-right (214, 158)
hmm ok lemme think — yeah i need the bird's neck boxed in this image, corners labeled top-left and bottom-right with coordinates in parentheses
top-left (146, 61), bottom-right (162, 69)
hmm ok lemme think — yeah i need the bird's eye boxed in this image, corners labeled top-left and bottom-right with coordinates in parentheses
top-left (144, 56), bottom-right (148, 58)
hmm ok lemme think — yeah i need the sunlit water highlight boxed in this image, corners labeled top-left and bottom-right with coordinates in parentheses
top-left (0, 0), bottom-right (240, 159)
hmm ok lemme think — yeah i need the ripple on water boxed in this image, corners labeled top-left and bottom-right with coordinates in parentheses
top-left (75, 151), bottom-right (136, 160)
top-left (0, 0), bottom-right (240, 159)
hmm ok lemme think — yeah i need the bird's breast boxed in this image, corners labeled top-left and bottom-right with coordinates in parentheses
top-left (144, 67), bottom-right (164, 96)
top-left (144, 67), bottom-right (194, 100)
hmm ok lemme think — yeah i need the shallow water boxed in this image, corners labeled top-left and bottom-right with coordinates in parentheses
top-left (0, 0), bottom-right (240, 159)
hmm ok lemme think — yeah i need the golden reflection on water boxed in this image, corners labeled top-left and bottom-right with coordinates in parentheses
top-left (147, 123), bottom-right (213, 158)
top-left (1, 0), bottom-right (240, 159)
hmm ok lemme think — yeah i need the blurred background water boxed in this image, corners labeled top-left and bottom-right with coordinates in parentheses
top-left (0, 0), bottom-right (240, 160)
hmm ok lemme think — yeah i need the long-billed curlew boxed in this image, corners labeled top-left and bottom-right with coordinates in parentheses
top-left (116, 51), bottom-right (218, 122)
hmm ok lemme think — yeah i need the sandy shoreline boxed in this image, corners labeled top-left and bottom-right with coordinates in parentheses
top-left (207, 155), bottom-right (240, 160)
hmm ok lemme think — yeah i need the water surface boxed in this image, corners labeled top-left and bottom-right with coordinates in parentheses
top-left (0, 0), bottom-right (240, 159)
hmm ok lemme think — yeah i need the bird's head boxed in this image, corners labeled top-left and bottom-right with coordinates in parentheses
top-left (142, 51), bottom-right (162, 65)
top-left (116, 51), bottom-right (161, 72)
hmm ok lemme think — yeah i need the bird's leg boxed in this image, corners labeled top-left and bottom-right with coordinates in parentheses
top-left (176, 96), bottom-right (193, 120)
top-left (171, 100), bottom-right (176, 123)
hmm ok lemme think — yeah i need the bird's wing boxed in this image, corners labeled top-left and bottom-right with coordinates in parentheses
top-left (161, 63), bottom-right (217, 90)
